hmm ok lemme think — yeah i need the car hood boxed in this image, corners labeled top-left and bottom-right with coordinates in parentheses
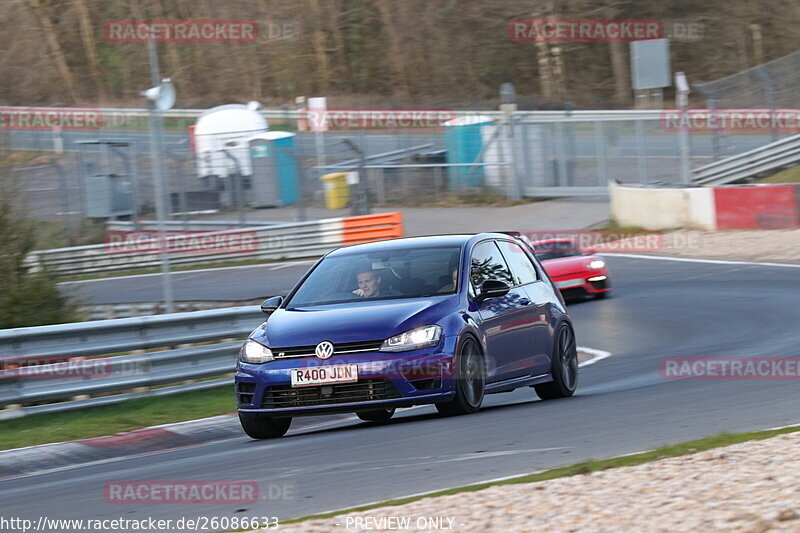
top-left (540, 255), bottom-right (601, 277)
top-left (251, 296), bottom-right (459, 348)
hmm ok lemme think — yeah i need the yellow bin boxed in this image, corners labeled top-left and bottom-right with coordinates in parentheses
top-left (322, 172), bottom-right (349, 209)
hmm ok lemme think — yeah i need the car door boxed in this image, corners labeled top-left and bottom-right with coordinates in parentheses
top-left (496, 239), bottom-right (552, 377)
top-left (470, 240), bottom-right (537, 382)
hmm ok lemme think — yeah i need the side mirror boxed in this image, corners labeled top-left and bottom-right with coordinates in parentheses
top-left (260, 296), bottom-right (283, 316)
top-left (476, 280), bottom-right (510, 302)
top-left (583, 248), bottom-right (596, 255)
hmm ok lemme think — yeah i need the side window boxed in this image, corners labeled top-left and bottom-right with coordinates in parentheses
top-left (470, 241), bottom-right (514, 290)
top-left (497, 241), bottom-right (539, 286)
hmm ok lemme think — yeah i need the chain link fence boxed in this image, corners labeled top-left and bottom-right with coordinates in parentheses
top-left (693, 49), bottom-right (800, 155)
top-left (694, 49), bottom-right (800, 110)
top-left (0, 106), bottom-right (785, 246)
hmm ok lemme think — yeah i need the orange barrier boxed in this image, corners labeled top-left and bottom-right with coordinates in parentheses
top-left (342, 211), bottom-right (404, 245)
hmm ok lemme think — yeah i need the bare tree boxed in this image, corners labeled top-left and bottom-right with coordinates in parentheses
top-left (376, 0), bottom-right (410, 97)
top-left (72, 0), bottom-right (105, 100)
top-left (23, 0), bottom-right (79, 102)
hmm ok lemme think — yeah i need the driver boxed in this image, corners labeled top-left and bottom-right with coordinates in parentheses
top-left (352, 268), bottom-right (388, 298)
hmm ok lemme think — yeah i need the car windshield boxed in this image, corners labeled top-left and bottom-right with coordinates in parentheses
top-left (286, 245), bottom-right (463, 307)
top-left (534, 241), bottom-right (582, 260)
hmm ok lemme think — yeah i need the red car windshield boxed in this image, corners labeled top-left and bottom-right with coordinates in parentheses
top-left (534, 241), bottom-right (582, 260)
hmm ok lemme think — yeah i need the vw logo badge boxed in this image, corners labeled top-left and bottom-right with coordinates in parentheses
top-left (315, 341), bottom-right (334, 360)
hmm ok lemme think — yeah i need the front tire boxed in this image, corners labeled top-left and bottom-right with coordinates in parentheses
top-left (356, 408), bottom-right (395, 423)
top-left (436, 337), bottom-right (485, 416)
top-left (534, 323), bottom-right (578, 400)
top-left (238, 413), bottom-right (291, 439)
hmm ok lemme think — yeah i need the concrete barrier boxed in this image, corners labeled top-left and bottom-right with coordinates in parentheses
top-left (610, 183), bottom-right (716, 230)
top-left (610, 182), bottom-right (799, 231)
top-left (713, 185), bottom-right (799, 230)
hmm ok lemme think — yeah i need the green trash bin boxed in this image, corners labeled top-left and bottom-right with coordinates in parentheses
top-left (322, 172), bottom-right (349, 209)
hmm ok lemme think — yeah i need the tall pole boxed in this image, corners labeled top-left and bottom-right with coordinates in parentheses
top-left (675, 72), bottom-right (692, 185)
top-left (342, 139), bottom-right (369, 216)
top-left (147, 39), bottom-right (174, 313)
top-left (221, 149), bottom-right (246, 225)
top-left (678, 109), bottom-right (692, 185)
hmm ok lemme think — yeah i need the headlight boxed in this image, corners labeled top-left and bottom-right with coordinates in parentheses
top-left (240, 340), bottom-right (274, 363)
top-left (589, 259), bottom-right (605, 270)
top-left (380, 325), bottom-right (442, 352)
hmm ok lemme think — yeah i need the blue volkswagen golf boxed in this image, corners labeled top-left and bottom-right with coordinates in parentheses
top-left (235, 232), bottom-right (578, 438)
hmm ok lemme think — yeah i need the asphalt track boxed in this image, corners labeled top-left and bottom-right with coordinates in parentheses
top-left (3, 255), bottom-right (800, 531)
top-left (60, 261), bottom-right (316, 304)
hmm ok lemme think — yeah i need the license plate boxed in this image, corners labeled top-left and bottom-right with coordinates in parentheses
top-left (290, 365), bottom-right (358, 388)
top-left (555, 278), bottom-right (585, 289)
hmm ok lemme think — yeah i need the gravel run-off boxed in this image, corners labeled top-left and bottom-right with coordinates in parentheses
top-left (269, 431), bottom-right (800, 533)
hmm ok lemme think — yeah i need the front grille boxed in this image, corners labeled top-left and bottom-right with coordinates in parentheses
top-left (261, 379), bottom-right (401, 409)
top-left (561, 288), bottom-right (588, 300)
top-left (272, 340), bottom-right (384, 359)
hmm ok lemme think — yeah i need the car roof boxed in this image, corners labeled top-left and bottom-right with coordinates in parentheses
top-left (328, 233), bottom-right (514, 257)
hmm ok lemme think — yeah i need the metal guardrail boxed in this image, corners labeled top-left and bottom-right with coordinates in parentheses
top-left (0, 106), bottom-right (667, 124)
top-left (314, 144), bottom-right (434, 172)
top-left (692, 132), bottom-right (800, 185)
top-left (106, 220), bottom-right (284, 231)
top-left (0, 306), bottom-right (264, 416)
top-left (28, 222), bottom-right (334, 276)
top-left (0, 306), bottom-right (258, 359)
top-left (82, 300), bottom-right (262, 321)
top-left (29, 212), bottom-right (403, 277)
top-left (15, 106), bottom-right (660, 119)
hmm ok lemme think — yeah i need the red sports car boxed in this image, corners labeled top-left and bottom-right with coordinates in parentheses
top-left (530, 238), bottom-right (611, 299)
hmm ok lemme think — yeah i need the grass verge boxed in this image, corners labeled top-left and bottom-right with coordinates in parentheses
top-left (758, 165), bottom-right (800, 183)
top-left (0, 385), bottom-right (234, 451)
top-left (279, 423), bottom-right (800, 525)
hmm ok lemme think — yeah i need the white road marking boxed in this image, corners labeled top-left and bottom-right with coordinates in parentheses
top-left (269, 262), bottom-right (309, 271)
top-left (764, 422), bottom-right (800, 431)
top-left (578, 346), bottom-right (613, 367)
top-left (603, 253), bottom-right (800, 268)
